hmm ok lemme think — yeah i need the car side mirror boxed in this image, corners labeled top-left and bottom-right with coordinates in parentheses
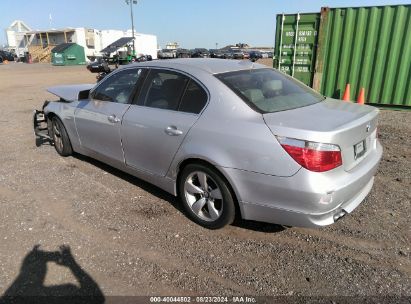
top-left (78, 89), bottom-right (91, 100)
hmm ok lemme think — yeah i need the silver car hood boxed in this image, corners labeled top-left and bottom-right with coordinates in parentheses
top-left (47, 84), bottom-right (95, 101)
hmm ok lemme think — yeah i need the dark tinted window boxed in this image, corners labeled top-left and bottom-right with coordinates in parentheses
top-left (92, 68), bottom-right (142, 103)
top-left (179, 80), bottom-right (208, 114)
top-left (141, 70), bottom-right (189, 110)
top-left (216, 68), bottom-right (324, 113)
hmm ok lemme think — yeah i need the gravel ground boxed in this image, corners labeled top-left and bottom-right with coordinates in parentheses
top-left (0, 62), bottom-right (410, 302)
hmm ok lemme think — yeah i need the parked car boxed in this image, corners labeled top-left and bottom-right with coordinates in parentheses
top-left (249, 51), bottom-right (263, 61)
top-left (260, 52), bottom-right (269, 59)
top-left (176, 49), bottom-right (191, 58)
top-left (223, 51), bottom-right (234, 59)
top-left (158, 49), bottom-right (176, 59)
top-left (87, 55), bottom-right (152, 82)
top-left (86, 58), bottom-right (112, 82)
top-left (231, 50), bottom-right (244, 59)
top-left (0, 50), bottom-right (15, 61)
top-left (34, 59), bottom-right (382, 229)
top-left (242, 52), bottom-right (250, 59)
top-left (209, 49), bottom-right (225, 59)
top-left (190, 48), bottom-right (210, 58)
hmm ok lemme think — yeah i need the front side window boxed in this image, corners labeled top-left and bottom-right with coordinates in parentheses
top-left (216, 68), bottom-right (324, 113)
top-left (91, 68), bottom-right (142, 104)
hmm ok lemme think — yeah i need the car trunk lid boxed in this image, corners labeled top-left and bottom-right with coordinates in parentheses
top-left (263, 98), bottom-right (379, 171)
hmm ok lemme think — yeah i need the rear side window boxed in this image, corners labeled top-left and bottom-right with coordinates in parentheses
top-left (139, 69), bottom-right (189, 110)
top-left (178, 80), bottom-right (208, 114)
top-left (216, 68), bottom-right (324, 113)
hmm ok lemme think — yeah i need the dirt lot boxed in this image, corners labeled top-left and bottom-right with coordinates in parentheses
top-left (0, 62), bottom-right (410, 302)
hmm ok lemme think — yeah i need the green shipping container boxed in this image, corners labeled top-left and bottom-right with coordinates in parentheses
top-left (274, 13), bottom-right (321, 87)
top-left (274, 4), bottom-right (411, 107)
top-left (51, 43), bottom-right (86, 66)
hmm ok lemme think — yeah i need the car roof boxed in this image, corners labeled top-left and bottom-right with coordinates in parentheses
top-left (129, 58), bottom-right (268, 75)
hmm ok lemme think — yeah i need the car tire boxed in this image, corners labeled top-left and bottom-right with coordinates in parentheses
top-left (51, 117), bottom-right (72, 156)
top-left (179, 164), bottom-right (236, 229)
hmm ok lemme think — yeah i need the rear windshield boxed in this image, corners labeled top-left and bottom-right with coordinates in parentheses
top-left (216, 68), bottom-right (324, 113)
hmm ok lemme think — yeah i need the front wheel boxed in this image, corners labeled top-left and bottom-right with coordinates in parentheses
top-left (179, 164), bottom-right (236, 229)
top-left (51, 117), bottom-right (72, 156)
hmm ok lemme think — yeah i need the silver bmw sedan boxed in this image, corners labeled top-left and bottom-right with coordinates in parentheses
top-left (34, 59), bottom-right (382, 229)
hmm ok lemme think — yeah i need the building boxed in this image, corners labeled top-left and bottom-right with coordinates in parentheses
top-left (165, 42), bottom-right (179, 50)
top-left (5, 20), bottom-right (31, 56)
top-left (4, 20), bottom-right (158, 63)
top-left (22, 28), bottom-right (100, 63)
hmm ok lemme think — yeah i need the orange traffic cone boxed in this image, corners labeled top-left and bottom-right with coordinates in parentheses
top-left (357, 88), bottom-right (365, 105)
top-left (342, 84), bottom-right (350, 101)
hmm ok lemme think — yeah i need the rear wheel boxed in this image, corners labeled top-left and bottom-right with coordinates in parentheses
top-left (179, 164), bottom-right (235, 229)
top-left (51, 117), bottom-right (72, 156)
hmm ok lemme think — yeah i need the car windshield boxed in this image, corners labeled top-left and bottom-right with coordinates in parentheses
top-left (216, 68), bottom-right (324, 113)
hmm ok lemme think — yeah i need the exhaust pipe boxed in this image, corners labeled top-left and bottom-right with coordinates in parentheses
top-left (333, 210), bottom-right (347, 222)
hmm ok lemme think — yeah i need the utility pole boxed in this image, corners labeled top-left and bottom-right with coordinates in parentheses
top-left (126, 0), bottom-right (137, 56)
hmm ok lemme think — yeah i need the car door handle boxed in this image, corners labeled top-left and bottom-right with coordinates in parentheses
top-left (165, 126), bottom-right (183, 136)
top-left (107, 115), bottom-right (121, 123)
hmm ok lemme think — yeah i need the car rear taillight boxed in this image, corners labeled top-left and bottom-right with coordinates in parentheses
top-left (277, 137), bottom-right (342, 172)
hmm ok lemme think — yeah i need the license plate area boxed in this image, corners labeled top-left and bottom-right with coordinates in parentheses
top-left (354, 140), bottom-right (366, 159)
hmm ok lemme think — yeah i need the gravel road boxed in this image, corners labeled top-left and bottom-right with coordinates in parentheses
top-left (0, 63), bottom-right (409, 302)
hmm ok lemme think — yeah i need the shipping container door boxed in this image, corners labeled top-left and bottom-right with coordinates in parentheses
top-left (274, 13), bottom-right (321, 87)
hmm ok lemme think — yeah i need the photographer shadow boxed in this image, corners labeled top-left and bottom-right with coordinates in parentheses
top-left (0, 245), bottom-right (105, 304)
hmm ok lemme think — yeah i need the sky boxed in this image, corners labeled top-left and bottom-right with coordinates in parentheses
top-left (0, 0), bottom-right (406, 49)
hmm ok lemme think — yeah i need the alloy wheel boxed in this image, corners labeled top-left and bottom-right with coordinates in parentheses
top-left (184, 171), bottom-right (223, 222)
